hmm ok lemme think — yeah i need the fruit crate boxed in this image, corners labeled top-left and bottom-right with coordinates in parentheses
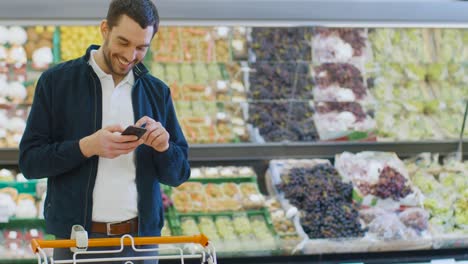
top-left (0, 217), bottom-right (45, 229)
top-left (172, 208), bottom-right (281, 256)
top-left (0, 180), bottom-right (38, 196)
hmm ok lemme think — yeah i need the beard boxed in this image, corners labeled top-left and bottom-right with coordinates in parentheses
top-left (101, 40), bottom-right (135, 78)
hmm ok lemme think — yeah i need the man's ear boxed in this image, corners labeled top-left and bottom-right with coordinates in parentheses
top-left (100, 19), bottom-right (109, 39)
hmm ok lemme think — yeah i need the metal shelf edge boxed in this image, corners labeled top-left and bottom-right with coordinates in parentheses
top-left (0, 141), bottom-right (466, 164)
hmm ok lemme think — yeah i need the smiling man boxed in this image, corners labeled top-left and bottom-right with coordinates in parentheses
top-left (19, 1), bottom-right (190, 263)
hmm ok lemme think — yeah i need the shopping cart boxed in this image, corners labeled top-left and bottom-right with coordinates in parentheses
top-left (30, 233), bottom-right (217, 264)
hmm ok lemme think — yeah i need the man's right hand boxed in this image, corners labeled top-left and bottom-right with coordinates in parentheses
top-left (79, 124), bottom-right (144, 158)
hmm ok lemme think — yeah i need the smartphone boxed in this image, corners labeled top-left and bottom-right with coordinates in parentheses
top-left (121, 125), bottom-right (147, 140)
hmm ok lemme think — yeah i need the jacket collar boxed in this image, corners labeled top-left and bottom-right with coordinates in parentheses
top-left (83, 45), bottom-right (149, 80)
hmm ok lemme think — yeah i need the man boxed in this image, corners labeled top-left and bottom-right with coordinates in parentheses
top-left (19, 0), bottom-right (190, 263)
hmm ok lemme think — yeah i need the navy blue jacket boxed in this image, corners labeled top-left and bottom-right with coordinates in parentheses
top-left (19, 45), bottom-right (190, 238)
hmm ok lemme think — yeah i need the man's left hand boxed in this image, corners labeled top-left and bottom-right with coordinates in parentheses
top-left (135, 116), bottom-right (170, 152)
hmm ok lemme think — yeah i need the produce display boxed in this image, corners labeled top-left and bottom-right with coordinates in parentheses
top-left (269, 156), bottom-right (434, 251)
top-left (151, 27), bottom-right (230, 63)
top-left (151, 61), bottom-right (250, 144)
top-left (405, 154), bottom-right (468, 235)
top-left (231, 27), bottom-right (248, 60)
top-left (250, 27), bottom-right (312, 62)
top-left (248, 63), bottom-right (314, 100)
top-left (189, 166), bottom-right (256, 179)
top-left (266, 198), bottom-right (303, 253)
top-left (369, 28), bottom-right (433, 64)
top-left (335, 152), bottom-right (421, 207)
top-left (311, 28), bottom-right (374, 141)
top-left (368, 28), bottom-right (468, 141)
top-left (276, 163), bottom-right (365, 239)
top-left (313, 63), bottom-right (368, 101)
top-left (360, 207), bottom-right (430, 241)
top-left (0, 228), bottom-right (44, 259)
top-left (171, 181), bottom-right (266, 212)
top-left (59, 26), bottom-right (101, 61)
top-left (0, 107), bottom-right (29, 148)
top-left (248, 101), bottom-right (317, 142)
top-left (178, 214), bottom-right (277, 254)
top-left (161, 219), bottom-right (171, 237)
top-left (313, 101), bottom-right (375, 140)
top-left (312, 28), bottom-right (367, 65)
top-left (432, 29), bottom-right (468, 63)
top-left (0, 167), bottom-right (44, 221)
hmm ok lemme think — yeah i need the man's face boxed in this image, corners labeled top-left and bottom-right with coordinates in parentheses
top-left (100, 15), bottom-right (153, 78)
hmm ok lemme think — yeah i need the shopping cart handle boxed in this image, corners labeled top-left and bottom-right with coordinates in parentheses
top-left (31, 234), bottom-right (210, 253)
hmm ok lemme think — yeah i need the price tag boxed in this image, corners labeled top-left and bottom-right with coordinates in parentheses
top-left (216, 81), bottom-right (227, 91)
top-left (9, 242), bottom-right (19, 250)
top-left (431, 259), bottom-right (456, 264)
top-left (8, 231), bottom-right (18, 239)
top-left (30, 229), bottom-right (39, 238)
top-left (216, 112), bottom-right (227, 121)
top-left (0, 215), bottom-right (9, 223)
top-left (216, 27), bottom-right (229, 38)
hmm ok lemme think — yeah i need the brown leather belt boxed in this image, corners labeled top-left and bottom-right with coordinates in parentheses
top-left (91, 217), bottom-right (138, 236)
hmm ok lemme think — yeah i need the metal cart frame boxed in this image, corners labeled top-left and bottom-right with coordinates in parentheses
top-left (31, 234), bottom-right (217, 264)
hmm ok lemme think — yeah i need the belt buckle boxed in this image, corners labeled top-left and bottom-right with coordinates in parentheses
top-left (106, 221), bottom-right (120, 236)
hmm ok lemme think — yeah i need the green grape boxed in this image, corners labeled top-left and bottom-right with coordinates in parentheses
top-left (193, 63), bottom-right (209, 83)
top-left (180, 64), bottom-right (195, 84)
top-left (412, 171), bottom-right (441, 193)
top-left (151, 63), bottom-right (166, 80)
top-left (405, 64), bottom-right (426, 81)
top-left (426, 63), bottom-right (448, 82)
top-left (165, 64), bottom-right (180, 83)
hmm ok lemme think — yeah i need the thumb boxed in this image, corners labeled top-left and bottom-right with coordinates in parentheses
top-left (105, 124), bottom-right (124, 133)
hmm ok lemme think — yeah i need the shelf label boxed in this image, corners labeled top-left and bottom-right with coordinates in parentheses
top-left (431, 259), bottom-right (456, 264)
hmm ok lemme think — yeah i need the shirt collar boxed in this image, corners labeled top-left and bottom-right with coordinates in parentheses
top-left (89, 50), bottom-right (134, 86)
top-left (84, 45), bottom-right (149, 81)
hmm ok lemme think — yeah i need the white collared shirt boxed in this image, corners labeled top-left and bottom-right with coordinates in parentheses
top-left (89, 50), bottom-right (138, 222)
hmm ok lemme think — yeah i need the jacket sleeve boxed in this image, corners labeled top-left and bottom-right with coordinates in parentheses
top-left (152, 88), bottom-right (190, 187)
top-left (19, 73), bottom-right (88, 179)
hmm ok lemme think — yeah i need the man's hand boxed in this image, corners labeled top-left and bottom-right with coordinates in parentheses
top-left (135, 116), bottom-right (170, 152)
top-left (79, 124), bottom-right (144, 158)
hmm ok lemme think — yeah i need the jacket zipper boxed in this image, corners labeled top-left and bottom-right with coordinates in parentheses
top-left (132, 80), bottom-right (142, 237)
top-left (83, 70), bottom-right (99, 228)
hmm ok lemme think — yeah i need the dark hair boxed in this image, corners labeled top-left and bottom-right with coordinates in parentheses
top-left (106, 0), bottom-right (159, 35)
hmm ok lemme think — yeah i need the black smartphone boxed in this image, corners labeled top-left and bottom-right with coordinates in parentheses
top-left (121, 125), bottom-right (147, 140)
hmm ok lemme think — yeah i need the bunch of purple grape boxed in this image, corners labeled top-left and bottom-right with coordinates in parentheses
top-left (314, 63), bottom-right (367, 99)
top-left (249, 102), bottom-right (318, 142)
top-left (315, 28), bottom-right (367, 56)
top-left (277, 164), bottom-right (366, 238)
top-left (373, 166), bottom-right (412, 200)
top-left (249, 63), bottom-right (314, 100)
top-left (249, 63), bottom-right (296, 100)
top-left (250, 27), bottom-right (313, 61)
